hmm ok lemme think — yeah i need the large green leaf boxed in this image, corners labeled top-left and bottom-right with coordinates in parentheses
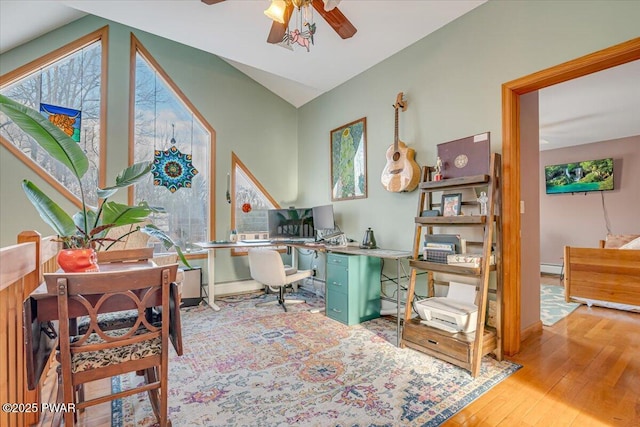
top-left (138, 200), bottom-right (166, 214)
top-left (140, 224), bottom-right (192, 268)
top-left (97, 162), bottom-right (153, 199)
top-left (101, 201), bottom-right (152, 226)
top-left (22, 180), bottom-right (77, 237)
top-left (0, 94), bottom-right (89, 179)
top-left (73, 209), bottom-right (98, 235)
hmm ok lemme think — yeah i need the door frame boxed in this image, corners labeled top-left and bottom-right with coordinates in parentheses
top-left (501, 37), bottom-right (640, 355)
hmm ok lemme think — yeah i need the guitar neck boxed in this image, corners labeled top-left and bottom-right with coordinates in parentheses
top-left (394, 106), bottom-right (399, 152)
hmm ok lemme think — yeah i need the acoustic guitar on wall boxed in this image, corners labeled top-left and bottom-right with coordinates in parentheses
top-left (381, 92), bottom-right (420, 192)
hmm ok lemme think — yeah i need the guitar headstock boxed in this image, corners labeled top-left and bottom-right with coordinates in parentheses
top-left (394, 92), bottom-right (407, 111)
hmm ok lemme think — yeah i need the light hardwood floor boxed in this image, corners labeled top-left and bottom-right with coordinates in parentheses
top-left (65, 275), bottom-right (640, 427)
top-left (446, 275), bottom-right (640, 426)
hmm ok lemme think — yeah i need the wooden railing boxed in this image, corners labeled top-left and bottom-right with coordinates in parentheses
top-left (0, 231), bottom-right (60, 427)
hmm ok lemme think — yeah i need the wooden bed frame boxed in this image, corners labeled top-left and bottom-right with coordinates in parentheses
top-left (564, 246), bottom-right (640, 307)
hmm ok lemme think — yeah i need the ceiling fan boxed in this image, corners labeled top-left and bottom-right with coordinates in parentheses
top-left (201, 0), bottom-right (357, 48)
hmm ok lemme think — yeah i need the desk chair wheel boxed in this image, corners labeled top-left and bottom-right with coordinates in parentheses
top-left (256, 284), bottom-right (305, 312)
top-left (256, 297), bottom-right (305, 312)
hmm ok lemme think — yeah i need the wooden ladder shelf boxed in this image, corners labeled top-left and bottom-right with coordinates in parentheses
top-left (401, 153), bottom-right (502, 377)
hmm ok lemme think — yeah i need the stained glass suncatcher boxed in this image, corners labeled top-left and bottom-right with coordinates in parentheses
top-left (39, 103), bottom-right (82, 142)
top-left (152, 145), bottom-right (199, 192)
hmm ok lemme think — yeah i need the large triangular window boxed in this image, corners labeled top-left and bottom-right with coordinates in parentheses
top-left (231, 152), bottom-right (280, 255)
top-left (0, 28), bottom-right (107, 206)
top-left (131, 35), bottom-right (214, 253)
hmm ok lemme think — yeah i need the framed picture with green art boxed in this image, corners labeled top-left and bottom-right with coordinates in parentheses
top-left (330, 117), bottom-right (367, 201)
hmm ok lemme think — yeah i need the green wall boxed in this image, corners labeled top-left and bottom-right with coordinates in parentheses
top-left (1, 1), bottom-right (639, 291)
top-left (0, 15), bottom-right (298, 282)
top-left (295, 0), bottom-right (639, 329)
top-left (296, 0), bottom-right (639, 251)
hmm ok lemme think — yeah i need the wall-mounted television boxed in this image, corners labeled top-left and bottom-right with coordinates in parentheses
top-left (544, 158), bottom-right (613, 194)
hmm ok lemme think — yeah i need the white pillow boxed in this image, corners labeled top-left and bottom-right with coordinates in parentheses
top-left (604, 234), bottom-right (640, 248)
top-left (619, 237), bottom-right (640, 250)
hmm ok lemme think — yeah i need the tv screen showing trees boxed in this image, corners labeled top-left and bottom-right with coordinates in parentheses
top-left (544, 158), bottom-right (613, 194)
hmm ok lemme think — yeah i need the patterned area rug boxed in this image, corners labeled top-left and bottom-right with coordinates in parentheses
top-left (540, 284), bottom-right (580, 326)
top-left (113, 291), bottom-right (520, 426)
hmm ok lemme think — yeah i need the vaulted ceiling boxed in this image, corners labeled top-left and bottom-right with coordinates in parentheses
top-left (1, 1), bottom-right (638, 149)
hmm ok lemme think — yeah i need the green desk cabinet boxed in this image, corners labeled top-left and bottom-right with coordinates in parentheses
top-left (325, 253), bottom-right (381, 325)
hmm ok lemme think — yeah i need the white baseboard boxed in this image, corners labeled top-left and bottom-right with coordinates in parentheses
top-left (380, 299), bottom-right (406, 316)
top-left (299, 277), bottom-right (325, 298)
top-left (213, 277), bottom-right (323, 298)
top-left (214, 279), bottom-right (263, 296)
top-left (540, 263), bottom-right (563, 275)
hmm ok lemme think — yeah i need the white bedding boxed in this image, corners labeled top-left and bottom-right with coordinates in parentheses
top-left (572, 297), bottom-right (640, 313)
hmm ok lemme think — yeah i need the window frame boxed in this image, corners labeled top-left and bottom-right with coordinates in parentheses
top-left (129, 34), bottom-right (216, 251)
top-left (230, 152), bottom-right (281, 256)
top-left (0, 26), bottom-right (109, 208)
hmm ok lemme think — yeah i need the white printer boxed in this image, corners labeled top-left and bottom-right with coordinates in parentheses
top-left (414, 282), bottom-right (478, 334)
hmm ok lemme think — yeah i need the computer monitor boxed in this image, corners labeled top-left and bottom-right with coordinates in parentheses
top-left (312, 204), bottom-right (335, 230)
top-left (312, 204), bottom-right (343, 240)
top-left (267, 208), bottom-right (314, 239)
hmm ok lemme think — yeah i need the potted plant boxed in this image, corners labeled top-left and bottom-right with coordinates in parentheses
top-left (0, 94), bottom-right (190, 272)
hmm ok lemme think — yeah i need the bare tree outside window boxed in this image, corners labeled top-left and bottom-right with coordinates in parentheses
top-left (230, 153), bottom-right (280, 255)
top-left (133, 51), bottom-right (211, 253)
top-left (0, 42), bottom-right (102, 205)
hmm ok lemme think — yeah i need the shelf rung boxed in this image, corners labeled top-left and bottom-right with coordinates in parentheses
top-left (415, 216), bottom-right (486, 225)
top-left (419, 174), bottom-right (490, 190)
top-left (409, 260), bottom-right (483, 275)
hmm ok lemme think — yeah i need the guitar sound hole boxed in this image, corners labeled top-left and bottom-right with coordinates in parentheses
top-left (392, 152), bottom-right (400, 161)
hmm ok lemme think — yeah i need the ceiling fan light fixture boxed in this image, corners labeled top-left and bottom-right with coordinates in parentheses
top-left (322, 0), bottom-right (341, 11)
top-left (272, 0), bottom-right (316, 52)
top-left (277, 39), bottom-right (294, 51)
top-left (264, 0), bottom-right (288, 24)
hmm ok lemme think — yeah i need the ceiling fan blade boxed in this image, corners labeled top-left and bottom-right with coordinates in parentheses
top-left (312, 0), bottom-right (357, 39)
top-left (267, 2), bottom-right (294, 44)
top-left (201, 0), bottom-right (225, 4)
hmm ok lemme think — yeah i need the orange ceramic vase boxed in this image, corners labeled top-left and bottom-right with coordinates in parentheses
top-left (57, 248), bottom-right (100, 273)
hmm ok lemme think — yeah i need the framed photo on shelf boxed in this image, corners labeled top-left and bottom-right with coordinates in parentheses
top-left (441, 193), bottom-right (462, 216)
top-left (330, 117), bottom-right (367, 201)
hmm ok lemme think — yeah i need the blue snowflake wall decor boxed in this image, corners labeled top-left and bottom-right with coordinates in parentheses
top-left (152, 145), bottom-right (199, 192)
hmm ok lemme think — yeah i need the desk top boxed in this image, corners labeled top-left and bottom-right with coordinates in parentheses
top-left (198, 240), bottom-right (275, 249)
top-left (32, 260), bottom-right (158, 298)
top-left (196, 241), bottom-right (411, 259)
top-left (328, 247), bottom-right (412, 259)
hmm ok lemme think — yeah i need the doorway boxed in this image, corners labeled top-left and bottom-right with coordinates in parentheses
top-left (500, 37), bottom-right (640, 355)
